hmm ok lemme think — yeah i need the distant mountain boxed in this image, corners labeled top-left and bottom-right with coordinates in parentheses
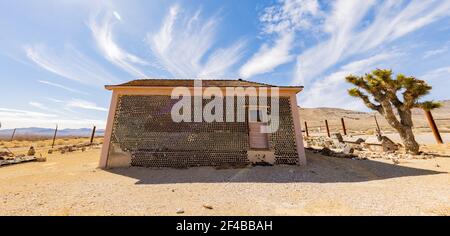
top-left (0, 127), bottom-right (105, 139)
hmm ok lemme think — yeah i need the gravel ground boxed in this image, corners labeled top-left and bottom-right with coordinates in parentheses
top-left (357, 133), bottom-right (450, 145)
top-left (0, 148), bottom-right (449, 216)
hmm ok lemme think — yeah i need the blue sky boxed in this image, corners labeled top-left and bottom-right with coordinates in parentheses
top-left (1, 0), bottom-right (450, 129)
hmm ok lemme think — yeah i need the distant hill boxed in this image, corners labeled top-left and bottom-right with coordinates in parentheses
top-left (0, 127), bottom-right (105, 139)
top-left (299, 100), bottom-right (450, 133)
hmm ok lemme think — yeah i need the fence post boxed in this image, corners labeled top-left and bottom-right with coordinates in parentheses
top-left (51, 125), bottom-right (58, 149)
top-left (90, 126), bottom-right (96, 145)
top-left (325, 120), bottom-right (330, 137)
top-left (304, 121), bottom-right (309, 137)
top-left (424, 110), bottom-right (443, 144)
top-left (374, 114), bottom-right (381, 136)
top-left (341, 118), bottom-right (347, 136)
top-left (10, 128), bottom-right (16, 141)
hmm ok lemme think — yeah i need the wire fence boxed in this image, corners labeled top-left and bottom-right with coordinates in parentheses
top-left (302, 113), bottom-right (449, 144)
top-left (0, 126), bottom-right (102, 143)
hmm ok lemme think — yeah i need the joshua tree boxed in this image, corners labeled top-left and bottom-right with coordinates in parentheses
top-left (345, 69), bottom-right (440, 154)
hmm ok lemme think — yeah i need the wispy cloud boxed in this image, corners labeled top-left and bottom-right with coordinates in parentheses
top-left (423, 43), bottom-right (449, 59)
top-left (294, 0), bottom-right (450, 84)
top-left (420, 65), bottom-right (450, 100)
top-left (240, 0), bottom-right (321, 78)
top-left (38, 80), bottom-right (88, 95)
top-left (88, 10), bottom-right (151, 78)
top-left (25, 44), bottom-right (118, 86)
top-left (0, 107), bottom-right (57, 119)
top-left (29, 100), bottom-right (90, 119)
top-left (66, 99), bottom-right (107, 111)
top-left (300, 52), bottom-right (400, 110)
top-left (113, 11), bottom-right (122, 21)
top-left (295, 0), bottom-right (376, 84)
top-left (35, 97), bottom-right (106, 118)
top-left (0, 107), bottom-right (105, 129)
top-left (421, 66), bottom-right (450, 81)
top-left (198, 40), bottom-right (246, 78)
top-left (147, 5), bottom-right (246, 78)
top-left (29, 102), bottom-right (48, 110)
top-left (240, 32), bottom-right (294, 78)
top-left (45, 97), bottom-right (64, 103)
top-left (259, 0), bottom-right (322, 34)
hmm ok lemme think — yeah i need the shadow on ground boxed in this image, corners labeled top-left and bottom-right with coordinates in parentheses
top-left (107, 150), bottom-right (446, 184)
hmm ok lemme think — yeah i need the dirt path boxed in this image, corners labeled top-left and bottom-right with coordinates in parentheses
top-left (0, 149), bottom-right (449, 215)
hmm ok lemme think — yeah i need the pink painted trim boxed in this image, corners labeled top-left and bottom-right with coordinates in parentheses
top-left (99, 91), bottom-right (119, 168)
top-left (289, 94), bottom-right (306, 165)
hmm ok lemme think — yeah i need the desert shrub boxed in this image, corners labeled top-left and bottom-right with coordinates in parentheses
top-left (37, 142), bottom-right (46, 147)
top-left (12, 141), bottom-right (22, 148)
top-left (366, 130), bottom-right (375, 135)
top-left (56, 140), bottom-right (65, 145)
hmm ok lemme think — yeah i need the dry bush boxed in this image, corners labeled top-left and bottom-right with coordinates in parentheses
top-left (56, 140), bottom-right (65, 145)
top-left (76, 139), bottom-right (86, 144)
top-left (366, 130), bottom-right (375, 135)
top-left (12, 141), bottom-right (24, 148)
top-left (37, 142), bottom-right (46, 147)
top-left (1, 136), bottom-right (104, 149)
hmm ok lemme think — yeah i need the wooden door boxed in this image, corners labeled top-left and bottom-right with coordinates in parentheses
top-left (249, 122), bottom-right (269, 149)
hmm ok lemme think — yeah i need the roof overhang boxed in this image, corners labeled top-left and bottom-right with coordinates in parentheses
top-left (105, 85), bottom-right (303, 94)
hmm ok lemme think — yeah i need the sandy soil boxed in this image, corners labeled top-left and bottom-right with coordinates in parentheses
top-left (1, 147), bottom-right (449, 216)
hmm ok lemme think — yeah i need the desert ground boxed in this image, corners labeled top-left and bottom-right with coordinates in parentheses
top-left (1, 138), bottom-right (449, 216)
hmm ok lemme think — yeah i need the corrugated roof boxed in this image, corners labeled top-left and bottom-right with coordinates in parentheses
top-left (105, 79), bottom-right (303, 89)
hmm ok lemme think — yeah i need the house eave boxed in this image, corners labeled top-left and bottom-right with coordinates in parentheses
top-left (105, 85), bottom-right (303, 93)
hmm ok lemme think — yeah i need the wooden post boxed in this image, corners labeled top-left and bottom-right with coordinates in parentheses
top-left (424, 110), bottom-right (443, 144)
top-left (325, 120), bottom-right (330, 137)
top-left (51, 125), bottom-right (58, 148)
top-left (90, 126), bottom-right (96, 145)
top-left (304, 121), bottom-right (309, 137)
top-left (10, 128), bottom-right (16, 141)
top-left (374, 114), bottom-right (381, 136)
top-left (341, 118), bottom-right (347, 136)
